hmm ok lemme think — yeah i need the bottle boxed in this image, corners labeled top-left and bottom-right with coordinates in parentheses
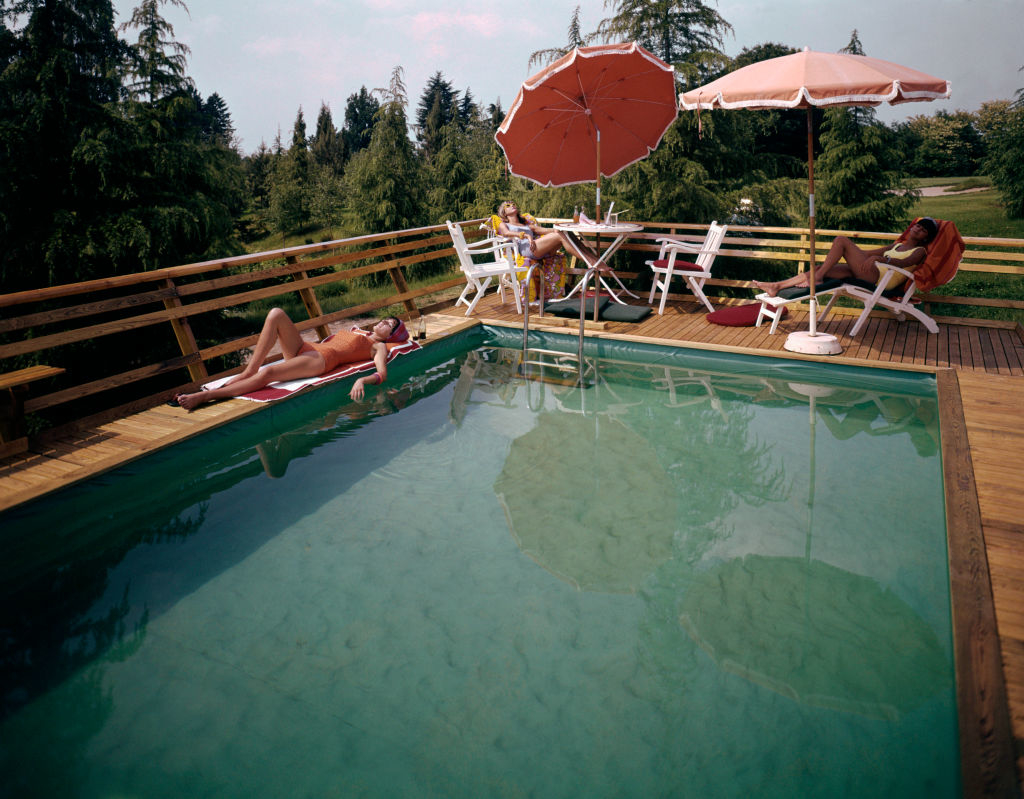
top-left (416, 317), bottom-right (427, 341)
top-left (572, 205), bottom-right (580, 224)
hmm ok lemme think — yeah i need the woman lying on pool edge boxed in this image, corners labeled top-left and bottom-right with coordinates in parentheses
top-left (173, 309), bottom-right (407, 410)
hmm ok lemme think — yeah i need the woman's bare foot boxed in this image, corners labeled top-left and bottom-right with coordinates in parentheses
top-left (752, 280), bottom-right (781, 297)
top-left (175, 391), bottom-right (209, 411)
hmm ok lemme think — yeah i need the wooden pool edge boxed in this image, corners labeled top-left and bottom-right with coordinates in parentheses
top-left (938, 369), bottom-right (1019, 798)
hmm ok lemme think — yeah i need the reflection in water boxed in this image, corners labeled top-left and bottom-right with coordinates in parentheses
top-left (0, 339), bottom-right (953, 798)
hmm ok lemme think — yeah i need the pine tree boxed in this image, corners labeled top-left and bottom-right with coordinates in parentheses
top-left (415, 72), bottom-right (458, 156)
top-left (342, 87), bottom-right (379, 158)
top-left (344, 67), bottom-right (423, 238)
top-left (119, 0), bottom-right (191, 102)
top-left (528, 5), bottom-right (587, 68)
top-left (815, 32), bottom-right (916, 231)
top-left (310, 102), bottom-right (346, 174)
top-left (594, 0), bottom-right (732, 68)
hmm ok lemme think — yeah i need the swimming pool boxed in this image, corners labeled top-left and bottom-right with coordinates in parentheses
top-left (0, 327), bottom-right (958, 798)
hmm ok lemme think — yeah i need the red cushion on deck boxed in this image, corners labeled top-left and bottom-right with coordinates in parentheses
top-left (706, 303), bottom-right (785, 327)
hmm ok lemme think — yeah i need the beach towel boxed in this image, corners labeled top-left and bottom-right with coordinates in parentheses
top-left (203, 330), bottom-right (420, 403)
top-left (893, 218), bottom-right (964, 293)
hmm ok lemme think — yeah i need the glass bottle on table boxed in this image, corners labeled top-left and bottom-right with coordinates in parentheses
top-left (572, 206), bottom-right (580, 224)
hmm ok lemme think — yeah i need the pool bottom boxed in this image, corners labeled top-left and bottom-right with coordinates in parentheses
top-left (0, 335), bottom-right (957, 798)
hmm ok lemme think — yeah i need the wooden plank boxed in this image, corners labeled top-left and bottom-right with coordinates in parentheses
top-left (935, 369), bottom-right (1019, 798)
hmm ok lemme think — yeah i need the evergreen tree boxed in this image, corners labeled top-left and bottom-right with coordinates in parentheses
top-left (415, 72), bottom-right (457, 155)
top-left (528, 5), bottom-right (587, 68)
top-left (344, 67), bottom-right (423, 239)
top-left (268, 107), bottom-right (310, 236)
top-left (815, 109), bottom-right (915, 231)
top-left (202, 92), bottom-right (236, 147)
top-left (0, 0), bottom-right (126, 289)
top-left (118, 0), bottom-right (190, 102)
top-left (814, 32), bottom-right (916, 231)
top-left (425, 104), bottom-right (473, 222)
top-left (310, 102), bottom-right (346, 174)
top-left (244, 141), bottom-right (274, 211)
top-left (594, 0), bottom-right (732, 71)
top-left (897, 111), bottom-right (983, 177)
top-left (342, 86), bottom-right (379, 158)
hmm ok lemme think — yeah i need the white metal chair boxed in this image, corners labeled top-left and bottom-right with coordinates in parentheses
top-left (646, 221), bottom-right (727, 314)
top-left (446, 220), bottom-right (523, 316)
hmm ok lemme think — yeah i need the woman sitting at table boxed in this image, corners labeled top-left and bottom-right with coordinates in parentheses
top-left (495, 201), bottom-right (570, 303)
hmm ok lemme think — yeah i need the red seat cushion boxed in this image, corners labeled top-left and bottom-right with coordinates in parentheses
top-left (707, 303), bottom-right (785, 327)
top-left (652, 259), bottom-right (699, 270)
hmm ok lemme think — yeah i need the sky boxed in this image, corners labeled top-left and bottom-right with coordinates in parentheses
top-left (112, 0), bottom-right (1024, 154)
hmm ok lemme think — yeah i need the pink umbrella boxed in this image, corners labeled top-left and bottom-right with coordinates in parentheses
top-left (680, 49), bottom-right (950, 354)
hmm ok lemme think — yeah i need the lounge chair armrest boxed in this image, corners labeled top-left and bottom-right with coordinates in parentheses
top-left (875, 264), bottom-right (918, 299)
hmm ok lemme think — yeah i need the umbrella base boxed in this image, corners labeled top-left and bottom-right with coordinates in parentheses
top-left (784, 330), bottom-right (843, 355)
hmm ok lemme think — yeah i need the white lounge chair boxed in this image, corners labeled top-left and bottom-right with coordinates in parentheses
top-left (646, 221), bottom-right (727, 314)
top-left (446, 220), bottom-right (523, 316)
top-left (756, 219), bottom-right (965, 336)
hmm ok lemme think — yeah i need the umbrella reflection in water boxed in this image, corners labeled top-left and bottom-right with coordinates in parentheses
top-left (678, 383), bottom-right (948, 720)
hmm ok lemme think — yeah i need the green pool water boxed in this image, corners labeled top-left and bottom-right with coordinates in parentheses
top-left (0, 328), bottom-right (958, 798)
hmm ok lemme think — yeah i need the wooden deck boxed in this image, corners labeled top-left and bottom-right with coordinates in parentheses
top-left (2, 295), bottom-right (1024, 795)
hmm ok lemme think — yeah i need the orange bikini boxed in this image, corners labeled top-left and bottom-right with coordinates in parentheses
top-left (299, 331), bottom-right (375, 372)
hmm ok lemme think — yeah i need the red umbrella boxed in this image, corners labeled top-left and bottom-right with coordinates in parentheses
top-left (496, 42), bottom-right (678, 219)
top-left (680, 49), bottom-right (950, 354)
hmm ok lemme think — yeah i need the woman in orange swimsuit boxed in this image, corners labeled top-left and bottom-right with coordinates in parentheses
top-left (753, 217), bottom-right (939, 297)
top-left (174, 309), bottom-right (404, 410)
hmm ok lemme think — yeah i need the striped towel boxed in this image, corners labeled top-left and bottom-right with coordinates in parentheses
top-left (203, 338), bottom-right (421, 403)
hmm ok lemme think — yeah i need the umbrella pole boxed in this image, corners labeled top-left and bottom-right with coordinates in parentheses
top-left (593, 128), bottom-right (602, 323)
top-left (806, 110), bottom-right (817, 336)
top-left (783, 110), bottom-right (842, 356)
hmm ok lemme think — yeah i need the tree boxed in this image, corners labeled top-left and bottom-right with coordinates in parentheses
top-left (896, 111), bottom-right (983, 177)
top-left (201, 92), bottom-right (236, 147)
top-left (424, 106), bottom-right (474, 222)
top-left (815, 109), bottom-right (915, 231)
top-left (978, 100), bottom-right (1024, 218)
top-left (0, 0), bottom-right (126, 289)
top-left (341, 86), bottom-right (379, 158)
top-left (814, 32), bottom-right (916, 231)
top-left (344, 67), bottom-right (423, 240)
top-left (594, 0), bottom-right (732, 72)
top-left (310, 102), bottom-right (346, 174)
top-left (268, 107), bottom-right (311, 236)
top-left (416, 72), bottom-right (458, 156)
top-left (528, 5), bottom-right (587, 68)
top-left (119, 0), bottom-right (191, 103)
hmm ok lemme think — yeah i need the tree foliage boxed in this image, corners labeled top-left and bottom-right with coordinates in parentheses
top-left (978, 100), bottom-right (1024, 218)
top-left (594, 0), bottom-right (732, 72)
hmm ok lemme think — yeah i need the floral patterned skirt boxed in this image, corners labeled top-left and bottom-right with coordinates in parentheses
top-left (517, 253), bottom-right (568, 302)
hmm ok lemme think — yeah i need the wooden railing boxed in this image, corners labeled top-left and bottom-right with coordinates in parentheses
top-left (2, 218), bottom-right (1022, 452)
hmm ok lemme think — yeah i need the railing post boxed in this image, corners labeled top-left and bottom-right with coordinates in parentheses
top-left (287, 255), bottom-right (330, 339)
top-left (798, 231), bottom-right (808, 275)
top-left (385, 255), bottom-right (420, 317)
top-left (162, 278), bottom-right (208, 383)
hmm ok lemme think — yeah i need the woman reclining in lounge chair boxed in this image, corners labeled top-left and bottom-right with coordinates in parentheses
top-left (753, 217), bottom-right (939, 297)
top-left (173, 308), bottom-right (407, 410)
top-left (495, 201), bottom-right (572, 303)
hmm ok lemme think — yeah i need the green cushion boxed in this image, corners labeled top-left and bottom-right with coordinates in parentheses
top-left (600, 303), bottom-right (652, 323)
top-left (545, 296), bottom-right (611, 317)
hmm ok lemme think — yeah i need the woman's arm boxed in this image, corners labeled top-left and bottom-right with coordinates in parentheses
top-left (349, 342), bottom-right (390, 400)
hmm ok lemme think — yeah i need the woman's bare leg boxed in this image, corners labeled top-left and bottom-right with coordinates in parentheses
top-left (529, 232), bottom-right (564, 258)
top-left (176, 350), bottom-right (326, 410)
top-left (223, 307), bottom-right (307, 388)
top-left (754, 236), bottom-right (876, 296)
